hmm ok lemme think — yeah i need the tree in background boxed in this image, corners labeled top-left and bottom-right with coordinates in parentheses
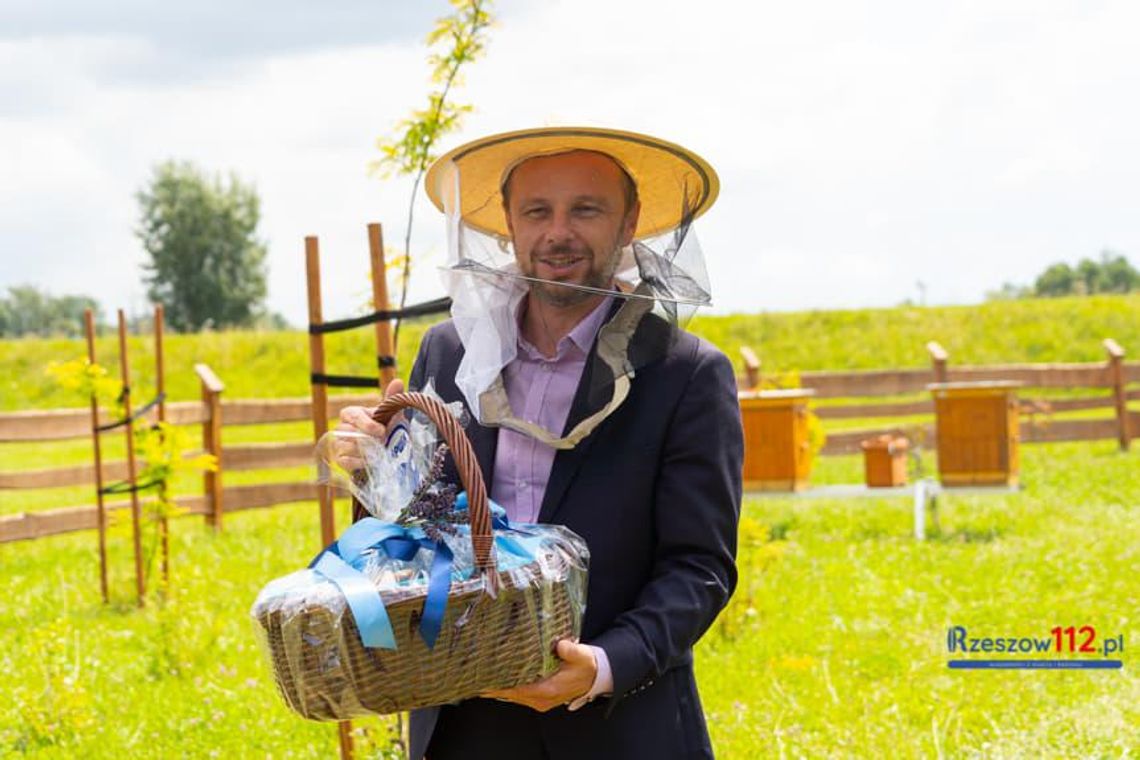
top-left (0, 285), bottom-right (101, 337)
top-left (372, 0), bottom-right (493, 351)
top-left (1033, 262), bottom-right (1078, 297)
top-left (1094, 252), bottom-right (1140, 293)
top-left (1038, 251), bottom-right (1140, 296)
top-left (136, 161), bottom-right (269, 332)
top-left (989, 250), bottom-right (1140, 300)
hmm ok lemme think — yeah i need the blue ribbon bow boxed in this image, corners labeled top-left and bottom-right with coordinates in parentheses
top-left (307, 493), bottom-right (540, 651)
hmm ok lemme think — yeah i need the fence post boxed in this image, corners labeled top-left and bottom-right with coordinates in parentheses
top-left (117, 309), bottom-right (146, 607)
top-left (305, 236), bottom-right (338, 549)
top-left (84, 308), bottom-right (110, 604)
top-left (154, 304), bottom-right (170, 588)
top-left (367, 223), bottom-right (397, 387)
top-left (305, 235), bottom-right (356, 760)
top-left (1104, 339), bottom-right (1130, 451)
top-left (740, 346), bottom-right (761, 390)
top-left (196, 364), bottom-right (225, 530)
top-left (927, 341), bottom-right (948, 383)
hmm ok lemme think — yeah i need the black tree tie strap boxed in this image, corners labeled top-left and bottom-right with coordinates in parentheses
top-left (308, 297), bottom-right (451, 335)
top-left (96, 392), bottom-right (167, 432)
top-left (100, 477), bottom-right (163, 495)
top-left (310, 374), bottom-right (385, 389)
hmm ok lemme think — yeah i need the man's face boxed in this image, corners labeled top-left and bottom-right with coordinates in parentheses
top-left (503, 151), bottom-right (640, 308)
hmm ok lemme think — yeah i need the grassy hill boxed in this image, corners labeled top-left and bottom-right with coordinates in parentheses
top-left (3, 294), bottom-right (1139, 412)
top-left (690, 293), bottom-right (1140, 371)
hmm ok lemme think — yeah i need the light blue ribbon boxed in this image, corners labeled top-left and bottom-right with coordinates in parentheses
top-left (311, 549), bottom-right (398, 649)
top-left (454, 491), bottom-right (544, 562)
top-left (307, 493), bottom-right (541, 651)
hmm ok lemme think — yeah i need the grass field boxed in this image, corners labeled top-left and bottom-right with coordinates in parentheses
top-left (702, 443), bottom-right (1139, 758)
top-left (2, 295), bottom-right (1138, 757)
top-left (1, 441), bottom-right (1136, 757)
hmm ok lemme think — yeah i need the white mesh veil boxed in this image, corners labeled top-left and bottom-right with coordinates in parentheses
top-left (426, 129), bottom-right (718, 448)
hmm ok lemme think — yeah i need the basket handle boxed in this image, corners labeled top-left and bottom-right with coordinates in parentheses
top-left (369, 392), bottom-right (495, 574)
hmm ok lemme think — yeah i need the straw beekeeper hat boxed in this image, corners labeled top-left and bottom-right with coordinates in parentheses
top-left (425, 126), bottom-right (720, 240)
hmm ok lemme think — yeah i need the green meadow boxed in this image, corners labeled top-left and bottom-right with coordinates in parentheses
top-left (4, 293), bottom-right (1139, 411)
top-left (2, 294), bottom-right (1138, 757)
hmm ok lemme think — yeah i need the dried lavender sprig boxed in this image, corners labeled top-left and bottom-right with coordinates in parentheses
top-left (402, 484), bottom-right (459, 524)
top-left (397, 442), bottom-right (461, 533)
top-left (402, 443), bottom-right (450, 513)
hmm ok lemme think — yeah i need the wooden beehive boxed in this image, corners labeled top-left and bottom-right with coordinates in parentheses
top-left (861, 434), bottom-right (908, 488)
top-left (929, 381), bottom-right (1021, 487)
top-left (739, 389), bottom-right (816, 491)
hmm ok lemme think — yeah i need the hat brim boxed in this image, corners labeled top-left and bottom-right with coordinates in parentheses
top-left (425, 126), bottom-right (719, 240)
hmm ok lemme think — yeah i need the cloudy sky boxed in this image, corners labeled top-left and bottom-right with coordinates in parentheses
top-left (3, 0), bottom-right (1139, 326)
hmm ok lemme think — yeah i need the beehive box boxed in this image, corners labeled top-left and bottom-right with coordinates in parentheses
top-left (929, 381), bottom-right (1021, 487)
top-left (861, 434), bottom-right (908, 488)
top-left (739, 389), bottom-right (816, 491)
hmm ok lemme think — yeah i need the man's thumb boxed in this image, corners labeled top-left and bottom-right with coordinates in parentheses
top-left (384, 378), bottom-right (405, 398)
top-left (556, 639), bottom-right (588, 663)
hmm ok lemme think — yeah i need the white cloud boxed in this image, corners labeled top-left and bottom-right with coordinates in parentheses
top-left (2, 0), bottom-right (1140, 326)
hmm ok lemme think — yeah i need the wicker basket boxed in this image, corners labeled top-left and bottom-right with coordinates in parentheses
top-left (253, 392), bottom-right (587, 720)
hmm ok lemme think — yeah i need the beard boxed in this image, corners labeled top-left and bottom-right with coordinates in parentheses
top-left (523, 239), bottom-right (622, 308)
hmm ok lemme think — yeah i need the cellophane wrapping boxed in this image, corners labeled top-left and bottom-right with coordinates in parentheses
top-left (250, 402), bottom-right (589, 719)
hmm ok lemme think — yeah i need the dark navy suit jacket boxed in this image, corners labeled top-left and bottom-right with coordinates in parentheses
top-left (404, 312), bottom-right (743, 760)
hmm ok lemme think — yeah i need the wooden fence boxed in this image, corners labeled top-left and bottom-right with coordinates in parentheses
top-left (0, 364), bottom-right (380, 544)
top-left (3, 339), bottom-right (1137, 544)
top-left (739, 338), bottom-right (1138, 455)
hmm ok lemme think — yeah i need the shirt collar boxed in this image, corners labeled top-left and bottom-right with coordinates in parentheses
top-left (517, 294), bottom-right (614, 361)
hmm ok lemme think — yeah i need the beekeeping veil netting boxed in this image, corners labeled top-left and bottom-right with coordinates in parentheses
top-left (424, 127), bottom-right (720, 449)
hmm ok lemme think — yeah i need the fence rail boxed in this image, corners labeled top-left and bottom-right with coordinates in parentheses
top-left (819, 417), bottom-right (1129, 456)
top-left (0, 482), bottom-right (317, 543)
top-left (797, 368), bottom-right (932, 398)
top-left (763, 363), bottom-right (1118, 399)
top-left (0, 394), bottom-right (380, 442)
top-left (813, 394), bottom-right (1119, 422)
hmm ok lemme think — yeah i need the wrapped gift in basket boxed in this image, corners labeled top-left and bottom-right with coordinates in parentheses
top-left (251, 391), bottom-right (589, 720)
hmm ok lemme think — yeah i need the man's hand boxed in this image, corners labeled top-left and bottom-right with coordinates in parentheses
top-left (333, 378), bottom-right (404, 470)
top-left (482, 639), bottom-right (597, 713)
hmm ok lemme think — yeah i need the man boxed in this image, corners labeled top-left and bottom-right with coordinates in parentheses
top-left (340, 127), bottom-right (743, 759)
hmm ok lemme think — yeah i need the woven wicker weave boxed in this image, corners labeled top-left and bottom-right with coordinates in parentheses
top-left (254, 392), bottom-right (586, 720)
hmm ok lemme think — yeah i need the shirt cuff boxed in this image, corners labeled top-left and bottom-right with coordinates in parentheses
top-left (567, 645), bottom-right (613, 711)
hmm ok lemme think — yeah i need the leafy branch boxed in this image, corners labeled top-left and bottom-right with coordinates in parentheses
top-left (371, 0), bottom-right (494, 353)
top-left (45, 357), bottom-right (121, 407)
top-left (45, 358), bottom-right (217, 595)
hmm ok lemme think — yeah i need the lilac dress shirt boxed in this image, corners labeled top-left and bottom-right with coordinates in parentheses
top-left (489, 294), bottom-right (614, 707)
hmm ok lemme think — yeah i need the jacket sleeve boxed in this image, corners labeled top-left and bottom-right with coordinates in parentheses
top-left (590, 346), bottom-right (744, 704)
top-left (407, 326), bottom-right (435, 393)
